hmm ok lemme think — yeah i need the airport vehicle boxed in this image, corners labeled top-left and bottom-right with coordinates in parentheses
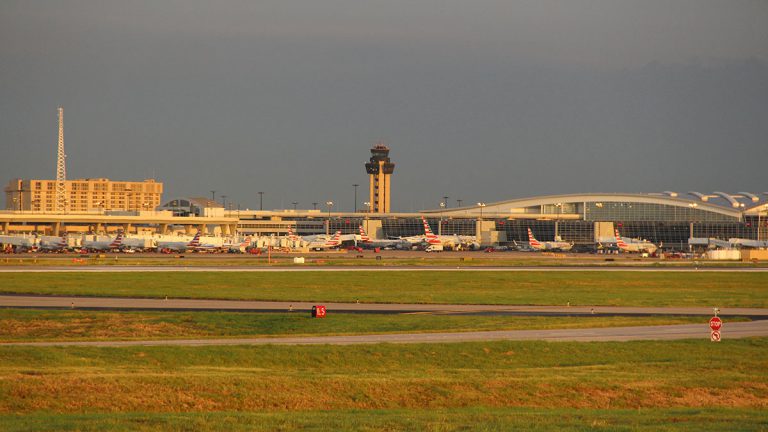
top-left (614, 229), bottom-right (658, 254)
top-left (306, 231), bottom-right (342, 250)
top-left (156, 231), bottom-right (201, 252)
top-left (39, 232), bottom-right (70, 252)
top-left (358, 225), bottom-right (410, 249)
top-left (82, 231), bottom-right (125, 252)
top-left (527, 228), bottom-right (573, 251)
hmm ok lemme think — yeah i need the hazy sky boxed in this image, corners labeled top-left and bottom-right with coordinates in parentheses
top-left (2, 0), bottom-right (767, 211)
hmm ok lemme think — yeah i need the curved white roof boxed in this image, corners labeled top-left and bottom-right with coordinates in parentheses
top-left (427, 192), bottom-right (743, 218)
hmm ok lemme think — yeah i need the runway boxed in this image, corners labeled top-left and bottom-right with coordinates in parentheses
top-left (2, 294), bottom-right (766, 317)
top-left (0, 265), bottom-right (766, 272)
top-left (3, 320), bottom-right (766, 347)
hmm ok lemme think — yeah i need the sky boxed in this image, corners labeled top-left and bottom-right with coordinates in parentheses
top-left (1, 0), bottom-right (767, 212)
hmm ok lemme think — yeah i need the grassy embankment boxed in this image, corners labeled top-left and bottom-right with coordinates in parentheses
top-left (1, 339), bottom-right (766, 430)
top-left (0, 309), bottom-right (720, 342)
top-left (0, 271), bottom-right (766, 307)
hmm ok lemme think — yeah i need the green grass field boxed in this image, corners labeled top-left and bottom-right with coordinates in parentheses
top-left (4, 408), bottom-right (767, 431)
top-left (1, 271), bottom-right (766, 307)
top-left (0, 339), bottom-right (766, 430)
top-left (0, 309), bottom-right (718, 342)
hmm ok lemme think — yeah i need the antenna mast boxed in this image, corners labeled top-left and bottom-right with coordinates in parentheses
top-left (55, 106), bottom-right (67, 212)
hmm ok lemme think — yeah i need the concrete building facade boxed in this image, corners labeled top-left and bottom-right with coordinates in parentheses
top-left (4, 178), bottom-right (163, 213)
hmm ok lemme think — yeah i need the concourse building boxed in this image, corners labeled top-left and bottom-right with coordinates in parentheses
top-left (232, 191), bottom-right (767, 250)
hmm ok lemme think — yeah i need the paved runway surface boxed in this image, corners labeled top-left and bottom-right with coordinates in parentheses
top-left (0, 265), bottom-right (767, 272)
top-left (3, 320), bottom-right (766, 347)
top-left (2, 295), bottom-right (766, 317)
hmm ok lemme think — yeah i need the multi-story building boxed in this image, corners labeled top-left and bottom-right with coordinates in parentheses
top-left (4, 178), bottom-right (163, 212)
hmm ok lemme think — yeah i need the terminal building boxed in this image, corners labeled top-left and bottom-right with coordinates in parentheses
top-left (0, 190), bottom-right (766, 250)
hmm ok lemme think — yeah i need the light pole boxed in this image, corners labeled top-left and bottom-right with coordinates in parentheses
top-left (688, 203), bottom-right (698, 256)
top-left (456, 199), bottom-right (463, 207)
top-left (210, 190), bottom-right (216, 202)
top-left (363, 201), bottom-right (371, 235)
top-left (312, 202), bottom-right (318, 210)
top-left (221, 195), bottom-right (228, 209)
top-left (258, 192), bottom-right (264, 211)
top-left (554, 203), bottom-right (563, 239)
top-left (477, 202), bottom-right (486, 245)
top-left (353, 184), bottom-right (359, 213)
top-left (292, 201), bottom-right (298, 211)
top-left (439, 202), bottom-right (446, 235)
top-left (443, 196), bottom-right (449, 209)
top-left (326, 201), bottom-right (334, 235)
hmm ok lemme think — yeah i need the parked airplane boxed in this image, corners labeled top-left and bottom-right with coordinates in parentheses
top-left (614, 229), bottom-right (658, 254)
top-left (0, 235), bottom-right (37, 250)
top-left (156, 231), bottom-right (201, 252)
top-left (39, 232), bottom-right (69, 251)
top-left (527, 228), bottom-right (573, 251)
top-left (307, 231), bottom-right (342, 250)
top-left (83, 231), bottom-right (124, 251)
top-left (223, 236), bottom-right (252, 253)
top-left (358, 225), bottom-right (410, 249)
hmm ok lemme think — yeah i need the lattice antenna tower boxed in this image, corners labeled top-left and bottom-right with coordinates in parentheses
top-left (55, 106), bottom-right (67, 212)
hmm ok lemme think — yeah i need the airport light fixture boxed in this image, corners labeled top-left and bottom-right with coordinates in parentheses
top-left (363, 201), bottom-right (371, 213)
top-left (456, 199), bottom-right (463, 208)
top-left (312, 202), bottom-right (318, 210)
top-left (439, 202), bottom-right (446, 235)
top-left (688, 203), bottom-right (698, 256)
top-left (326, 201), bottom-right (334, 235)
top-left (554, 202), bottom-right (563, 238)
top-left (443, 196), bottom-right (449, 209)
top-left (292, 202), bottom-right (298, 211)
top-left (258, 192), bottom-right (264, 211)
top-left (477, 202), bottom-right (486, 220)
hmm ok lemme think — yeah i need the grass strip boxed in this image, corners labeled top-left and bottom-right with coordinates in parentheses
top-left (0, 339), bottom-right (766, 413)
top-left (2, 407), bottom-right (767, 431)
top-left (1, 271), bottom-right (766, 307)
top-left (0, 309), bottom-right (723, 342)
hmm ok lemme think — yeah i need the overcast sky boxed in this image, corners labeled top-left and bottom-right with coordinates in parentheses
top-left (2, 0), bottom-right (767, 211)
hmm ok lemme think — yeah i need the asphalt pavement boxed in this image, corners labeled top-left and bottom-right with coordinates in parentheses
top-left (3, 320), bottom-right (765, 347)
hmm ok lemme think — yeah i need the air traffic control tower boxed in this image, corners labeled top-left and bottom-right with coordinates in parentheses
top-left (365, 142), bottom-right (395, 213)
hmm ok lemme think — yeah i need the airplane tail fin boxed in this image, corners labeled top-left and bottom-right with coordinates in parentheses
top-left (326, 231), bottom-right (342, 246)
top-left (188, 231), bottom-right (202, 247)
top-left (287, 227), bottom-right (299, 242)
top-left (359, 225), bottom-right (371, 242)
top-left (527, 228), bottom-right (541, 247)
top-left (614, 229), bottom-right (628, 248)
top-left (109, 231), bottom-right (124, 248)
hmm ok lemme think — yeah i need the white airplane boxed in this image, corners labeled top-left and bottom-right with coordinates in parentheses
top-left (156, 232), bottom-right (202, 252)
top-left (421, 217), bottom-right (477, 250)
top-left (0, 235), bottom-right (37, 250)
top-left (39, 232), bottom-right (70, 251)
top-left (358, 225), bottom-right (410, 249)
top-left (223, 236), bottom-right (252, 253)
top-left (306, 231), bottom-right (342, 250)
top-left (614, 229), bottom-right (658, 254)
top-left (527, 228), bottom-right (573, 251)
top-left (83, 231), bottom-right (124, 251)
